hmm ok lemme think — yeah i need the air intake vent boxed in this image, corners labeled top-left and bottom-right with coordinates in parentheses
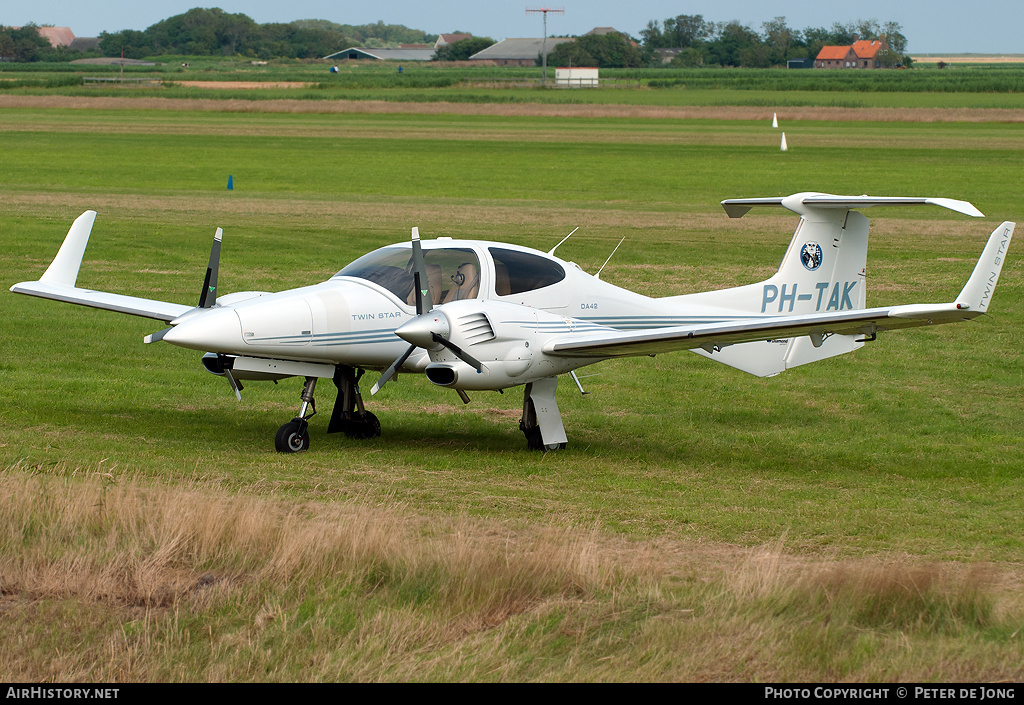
top-left (457, 311), bottom-right (495, 344)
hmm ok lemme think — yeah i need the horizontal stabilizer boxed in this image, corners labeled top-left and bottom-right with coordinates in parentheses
top-left (722, 193), bottom-right (984, 219)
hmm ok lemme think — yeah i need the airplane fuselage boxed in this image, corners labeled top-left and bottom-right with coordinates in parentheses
top-left (163, 238), bottom-right (673, 373)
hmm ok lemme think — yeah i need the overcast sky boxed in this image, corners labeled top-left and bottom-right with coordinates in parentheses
top-left (6, 1), bottom-right (1022, 54)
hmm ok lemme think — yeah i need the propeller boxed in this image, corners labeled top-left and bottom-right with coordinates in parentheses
top-left (144, 226), bottom-right (223, 345)
top-left (371, 228), bottom-right (485, 395)
top-left (146, 226), bottom-right (242, 400)
top-left (371, 227), bottom-right (431, 395)
top-left (198, 227), bottom-right (223, 308)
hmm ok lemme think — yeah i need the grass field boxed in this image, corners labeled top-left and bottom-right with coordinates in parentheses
top-left (1, 93), bottom-right (1023, 681)
top-left (4, 60), bottom-right (1024, 110)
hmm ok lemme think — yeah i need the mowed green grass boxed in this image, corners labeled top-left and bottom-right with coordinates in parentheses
top-left (1, 106), bottom-right (1023, 680)
top-left (2, 106), bottom-right (1022, 552)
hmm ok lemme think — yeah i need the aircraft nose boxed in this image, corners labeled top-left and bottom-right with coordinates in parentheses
top-left (163, 307), bottom-right (244, 353)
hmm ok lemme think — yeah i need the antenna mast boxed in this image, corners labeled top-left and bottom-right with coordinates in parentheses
top-left (526, 6), bottom-right (564, 85)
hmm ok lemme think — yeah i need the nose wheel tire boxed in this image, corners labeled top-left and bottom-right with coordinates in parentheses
top-left (275, 419), bottom-right (310, 453)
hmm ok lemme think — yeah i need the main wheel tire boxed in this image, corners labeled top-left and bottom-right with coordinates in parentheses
top-left (344, 411), bottom-right (381, 439)
top-left (275, 420), bottom-right (310, 453)
top-left (520, 421), bottom-right (543, 451)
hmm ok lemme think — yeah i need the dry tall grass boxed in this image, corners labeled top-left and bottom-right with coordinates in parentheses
top-left (0, 462), bottom-right (629, 613)
top-left (2, 465), bottom-right (1020, 681)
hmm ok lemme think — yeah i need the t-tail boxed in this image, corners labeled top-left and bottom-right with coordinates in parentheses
top-left (678, 193), bottom-right (989, 376)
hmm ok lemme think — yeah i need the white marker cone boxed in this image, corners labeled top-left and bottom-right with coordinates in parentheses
top-left (772, 112), bottom-right (778, 128)
top-left (780, 132), bottom-right (788, 151)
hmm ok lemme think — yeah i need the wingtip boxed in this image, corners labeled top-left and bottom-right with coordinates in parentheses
top-left (955, 221), bottom-right (1014, 313)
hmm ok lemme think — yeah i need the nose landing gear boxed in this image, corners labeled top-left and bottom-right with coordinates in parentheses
top-left (275, 375), bottom-right (317, 453)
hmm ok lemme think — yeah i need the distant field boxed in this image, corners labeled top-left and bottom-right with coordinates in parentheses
top-left (3, 60), bottom-right (1024, 110)
top-left (1, 100), bottom-right (1023, 681)
top-left (913, 55), bottom-right (1024, 64)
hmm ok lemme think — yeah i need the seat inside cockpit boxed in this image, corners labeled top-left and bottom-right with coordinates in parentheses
top-left (336, 246), bottom-right (482, 305)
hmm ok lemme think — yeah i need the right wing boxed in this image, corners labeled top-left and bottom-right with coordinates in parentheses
top-left (10, 211), bottom-right (194, 323)
top-left (546, 221), bottom-right (1014, 359)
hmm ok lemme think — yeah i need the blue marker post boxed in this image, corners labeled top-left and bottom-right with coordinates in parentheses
top-left (227, 175), bottom-right (233, 190)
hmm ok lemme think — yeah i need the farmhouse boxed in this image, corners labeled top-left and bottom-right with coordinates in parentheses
top-left (815, 38), bottom-right (890, 68)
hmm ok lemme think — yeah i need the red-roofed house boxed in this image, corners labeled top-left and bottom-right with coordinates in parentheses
top-left (852, 39), bottom-right (885, 68)
top-left (815, 45), bottom-right (857, 68)
top-left (815, 38), bottom-right (891, 69)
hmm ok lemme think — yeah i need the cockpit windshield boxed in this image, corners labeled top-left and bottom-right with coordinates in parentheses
top-left (335, 246), bottom-right (481, 306)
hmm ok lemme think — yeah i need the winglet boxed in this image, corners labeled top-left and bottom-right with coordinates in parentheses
top-left (956, 221), bottom-right (1014, 314)
top-left (39, 210), bottom-right (97, 286)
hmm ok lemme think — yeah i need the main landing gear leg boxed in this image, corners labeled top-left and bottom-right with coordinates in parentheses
top-left (275, 376), bottom-right (317, 453)
top-left (519, 376), bottom-right (567, 452)
top-left (327, 365), bottom-right (381, 440)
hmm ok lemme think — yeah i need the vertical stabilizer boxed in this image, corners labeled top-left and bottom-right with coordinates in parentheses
top-left (765, 208), bottom-right (868, 316)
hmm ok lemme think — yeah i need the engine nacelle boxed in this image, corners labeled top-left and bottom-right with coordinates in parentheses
top-left (201, 353), bottom-right (293, 381)
top-left (416, 300), bottom-right (605, 391)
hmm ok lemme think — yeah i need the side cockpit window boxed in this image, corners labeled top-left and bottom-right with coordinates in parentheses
top-left (336, 246), bottom-right (480, 305)
top-left (489, 247), bottom-right (565, 296)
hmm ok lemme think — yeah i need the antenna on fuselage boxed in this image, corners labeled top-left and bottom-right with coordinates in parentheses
top-left (547, 227), bottom-right (578, 256)
top-left (595, 237), bottom-right (625, 280)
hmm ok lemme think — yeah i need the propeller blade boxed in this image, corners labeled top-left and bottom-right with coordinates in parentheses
top-left (371, 344), bottom-right (416, 395)
top-left (432, 333), bottom-right (486, 373)
top-left (224, 367), bottom-right (243, 401)
top-left (144, 326), bottom-right (173, 344)
top-left (198, 227), bottom-right (223, 308)
top-left (410, 227), bottom-right (432, 315)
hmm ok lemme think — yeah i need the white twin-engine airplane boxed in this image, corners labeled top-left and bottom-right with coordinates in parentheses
top-left (11, 193), bottom-right (1014, 453)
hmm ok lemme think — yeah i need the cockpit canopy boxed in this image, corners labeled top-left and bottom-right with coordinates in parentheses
top-left (336, 244), bottom-right (566, 304)
top-left (488, 247), bottom-right (566, 295)
top-left (335, 246), bottom-right (480, 305)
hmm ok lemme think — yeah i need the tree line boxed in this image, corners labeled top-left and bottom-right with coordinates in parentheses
top-left (0, 9), bottom-right (438, 61)
top-left (97, 9), bottom-right (437, 59)
top-left (0, 25), bottom-right (84, 62)
top-left (2, 9), bottom-right (909, 68)
top-left (638, 15), bottom-right (909, 68)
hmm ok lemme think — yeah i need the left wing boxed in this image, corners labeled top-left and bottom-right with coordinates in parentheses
top-left (545, 221), bottom-right (1014, 359)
